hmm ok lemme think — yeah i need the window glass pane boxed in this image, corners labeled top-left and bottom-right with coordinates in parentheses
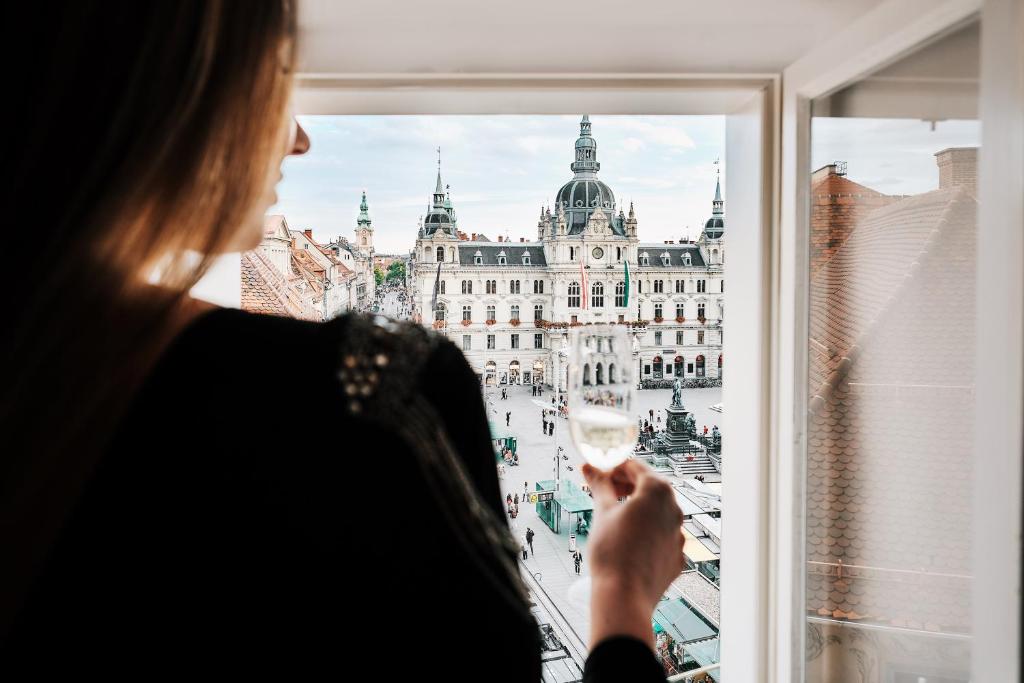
top-left (804, 21), bottom-right (978, 683)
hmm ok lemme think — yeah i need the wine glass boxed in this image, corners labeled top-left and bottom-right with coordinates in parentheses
top-left (565, 324), bottom-right (637, 611)
top-left (568, 325), bottom-right (637, 471)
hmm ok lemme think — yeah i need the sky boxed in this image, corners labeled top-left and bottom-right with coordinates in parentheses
top-left (269, 114), bottom-right (981, 255)
top-left (811, 117), bottom-right (981, 195)
top-left (270, 115), bottom-right (726, 254)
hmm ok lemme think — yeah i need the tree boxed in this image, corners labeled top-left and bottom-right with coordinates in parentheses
top-left (386, 261), bottom-right (406, 282)
top-left (374, 267), bottom-right (384, 286)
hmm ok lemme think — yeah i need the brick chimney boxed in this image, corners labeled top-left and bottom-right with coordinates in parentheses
top-left (303, 229), bottom-right (313, 240)
top-left (471, 233), bottom-right (477, 240)
top-left (520, 237), bottom-right (525, 243)
top-left (935, 147), bottom-right (977, 194)
top-left (498, 235), bottom-right (503, 242)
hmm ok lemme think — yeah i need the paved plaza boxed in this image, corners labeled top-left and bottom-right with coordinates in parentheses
top-left (378, 288), bottom-right (723, 669)
top-left (487, 380), bottom-right (722, 653)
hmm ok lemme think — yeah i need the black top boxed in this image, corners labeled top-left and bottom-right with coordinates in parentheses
top-left (4, 309), bottom-right (665, 680)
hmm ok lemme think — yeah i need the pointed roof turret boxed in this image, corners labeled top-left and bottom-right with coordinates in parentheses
top-left (704, 166), bottom-right (725, 239)
top-left (357, 190), bottom-right (372, 229)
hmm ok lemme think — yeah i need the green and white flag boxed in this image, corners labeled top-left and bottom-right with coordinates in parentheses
top-left (623, 260), bottom-right (630, 308)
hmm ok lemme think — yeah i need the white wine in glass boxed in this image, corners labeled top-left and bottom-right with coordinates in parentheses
top-left (568, 325), bottom-right (637, 471)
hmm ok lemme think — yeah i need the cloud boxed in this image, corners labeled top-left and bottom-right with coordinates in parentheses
top-left (599, 118), bottom-right (696, 150)
top-left (622, 137), bottom-right (646, 152)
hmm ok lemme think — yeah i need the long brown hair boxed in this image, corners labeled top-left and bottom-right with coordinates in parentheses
top-left (0, 1), bottom-right (297, 636)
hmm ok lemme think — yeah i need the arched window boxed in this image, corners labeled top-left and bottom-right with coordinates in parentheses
top-left (615, 281), bottom-right (626, 307)
top-left (440, 281), bottom-right (446, 294)
top-left (698, 303), bottom-right (706, 319)
top-left (533, 280), bottom-right (544, 294)
top-left (497, 251), bottom-right (507, 266)
top-left (436, 246), bottom-right (444, 262)
top-left (583, 363), bottom-right (591, 385)
top-left (434, 303), bottom-right (446, 321)
top-left (608, 363), bottom-right (617, 383)
top-left (461, 280), bottom-right (472, 294)
top-left (462, 305), bottom-right (472, 322)
top-left (569, 247), bottom-right (575, 261)
top-left (654, 280), bottom-right (664, 293)
top-left (674, 356), bottom-right (684, 377)
top-left (711, 248), bottom-right (719, 263)
top-left (568, 282), bottom-right (581, 308)
top-left (512, 280), bottom-right (521, 294)
top-left (652, 355), bottom-right (664, 379)
top-left (474, 250), bottom-right (483, 265)
top-left (595, 363), bottom-right (604, 385)
top-left (534, 304), bottom-right (543, 321)
top-left (675, 279), bottom-right (684, 293)
top-left (510, 305), bottom-right (520, 322)
top-left (684, 254), bottom-right (692, 266)
top-left (522, 252), bottom-right (531, 265)
top-left (449, 247), bottom-right (456, 262)
top-left (486, 305), bottom-right (496, 321)
top-left (616, 247), bottom-right (622, 261)
top-left (696, 354), bottom-right (706, 377)
top-left (592, 282), bottom-right (604, 307)
top-left (640, 252), bottom-right (650, 266)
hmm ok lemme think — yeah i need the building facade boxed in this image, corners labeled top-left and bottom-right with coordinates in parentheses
top-left (410, 116), bottom-right (725, 388)
top-left (327, 191), bottom-right (376, 310)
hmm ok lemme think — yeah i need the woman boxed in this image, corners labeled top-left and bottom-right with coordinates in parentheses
top-left (0, 2), bottom-right (685, 678)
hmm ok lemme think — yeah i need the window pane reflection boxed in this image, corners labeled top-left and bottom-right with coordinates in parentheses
top-left (805, 21), bottom-right (979, 683)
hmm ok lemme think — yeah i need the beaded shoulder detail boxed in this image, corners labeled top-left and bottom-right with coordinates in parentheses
top-left (333, 313), bottom-right (440, 418)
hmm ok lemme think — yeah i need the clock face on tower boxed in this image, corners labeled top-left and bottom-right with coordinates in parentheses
top-left (592, 247), bottom-right (604, 259)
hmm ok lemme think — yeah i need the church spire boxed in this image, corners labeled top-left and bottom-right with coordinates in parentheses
top-left (357, 190), bottom-right (372, 229)
top-left (433, 147), bottom-right (445, 207)
top-left (712, 159), bottom-right (723, 216)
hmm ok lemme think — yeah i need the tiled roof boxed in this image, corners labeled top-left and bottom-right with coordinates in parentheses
top-left (240, 250), bottom-right (321, 321)
top-left (809, 173), bottom-right (900, 276)
top-left (637, 245), bottom-right (707, 268)
top-left (458, 244), bottom-right (548, 266)
top-left (805, 185), bottom-right (977, 634)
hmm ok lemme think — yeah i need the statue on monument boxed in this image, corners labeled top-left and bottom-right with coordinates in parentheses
top-left (671, 377), bottom-right (683, 408)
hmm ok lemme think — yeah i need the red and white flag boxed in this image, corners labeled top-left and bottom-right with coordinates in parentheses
top-left (579, 256), bottom-right (588, 310)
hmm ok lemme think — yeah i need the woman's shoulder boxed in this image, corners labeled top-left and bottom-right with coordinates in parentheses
top-left (161, 307), bottom-right (469, 399)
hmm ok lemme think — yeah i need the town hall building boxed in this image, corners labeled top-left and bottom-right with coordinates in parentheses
top-left (410, 116), bottom-right (725, 388)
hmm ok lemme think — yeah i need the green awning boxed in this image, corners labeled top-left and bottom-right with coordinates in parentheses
top-left (554, 480), bottom-right (594, 514)
top-left (652, 598), bottom-right (717, 644)
top-left (488, 421), bottom-right (514, 441)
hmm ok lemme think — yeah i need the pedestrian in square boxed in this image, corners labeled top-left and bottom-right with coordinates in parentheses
top-left (526, 527), bottom-right (535, 556)
top-left (514, 493), bottom-right (519, 506)
top-left (543, 417), bottom-right (548, 434)
top-left (573, 551), bottom-right (582, 575)
top-left (524, 481), bottom-right (528, 496)
top-left (521, 541), bottom-right (528, 561)
top-left (506, 411), bottom-right (511, 426)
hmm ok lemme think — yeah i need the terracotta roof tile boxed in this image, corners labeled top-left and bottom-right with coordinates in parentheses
top-left (805, 181), bottom-right (977, 635)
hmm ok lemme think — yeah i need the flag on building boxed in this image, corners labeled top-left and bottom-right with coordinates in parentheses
top-left (430, 261), bottom-right (442, 313)
top-left (623, 260), bottom-right (630, 308)
top-left (579, 257), bottom-right (588, 309)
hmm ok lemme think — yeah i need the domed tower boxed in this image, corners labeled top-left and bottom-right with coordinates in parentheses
top-left (355, 190), bottom-right (374, 256)
top-left (555, 116), bottom-right (624, 235)
top-left (422, 152), bottom-right (456, 238)
top-left (699, 169), bottom-right (725, 265)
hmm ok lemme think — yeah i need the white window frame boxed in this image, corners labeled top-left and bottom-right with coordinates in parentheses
top-left (777, 2), bottom-right (1023, 682)
top-left (291, 30), bottom-right (1024, 677)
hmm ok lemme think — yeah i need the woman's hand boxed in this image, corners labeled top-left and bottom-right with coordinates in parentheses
top-left (582, 459), bottom-right (686, 651)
